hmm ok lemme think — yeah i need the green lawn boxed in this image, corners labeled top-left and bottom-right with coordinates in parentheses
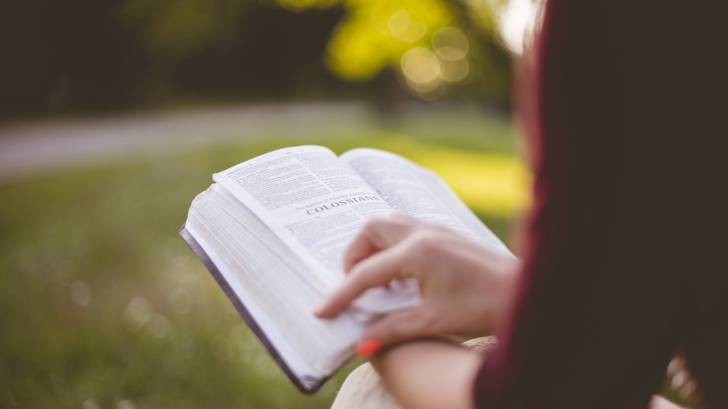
top-left (0, 117), bottom-right (527, 408)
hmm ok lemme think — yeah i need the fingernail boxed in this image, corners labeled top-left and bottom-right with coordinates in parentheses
top-left (356, 339), bottom-right (382, 358)
top-left (312, 305), bottom-right (324, 316)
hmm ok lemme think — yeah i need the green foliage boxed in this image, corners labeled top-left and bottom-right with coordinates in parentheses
top-left (314, 0), bottom-right (509, 98)
top-left (120, 0), bottom-right (510, 99)
top-left (325, 0), bottom-right (455, 80)
top-left (304, 0), bottom-right (510, 97)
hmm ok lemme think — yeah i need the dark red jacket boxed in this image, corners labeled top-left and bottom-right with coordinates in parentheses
top-left (473, 1), bottom-right (728, 408)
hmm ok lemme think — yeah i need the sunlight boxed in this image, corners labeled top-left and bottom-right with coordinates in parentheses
top-left (413, 148), bottom-right (530, 218)
top-left (496, 0), bottom-right (542, 54)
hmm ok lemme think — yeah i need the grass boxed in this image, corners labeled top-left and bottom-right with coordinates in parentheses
top-left (0, 117), bottom-right (527, 409)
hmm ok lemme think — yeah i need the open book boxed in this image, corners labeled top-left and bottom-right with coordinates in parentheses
top-left (180, 146), bottom-right (509, 393)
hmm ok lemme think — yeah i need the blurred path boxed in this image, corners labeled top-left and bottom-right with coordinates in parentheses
top-left (0, 102), bottom-right (373, 181)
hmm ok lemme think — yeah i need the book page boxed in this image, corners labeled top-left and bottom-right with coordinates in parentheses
top-left (185, 185), bottom-right (363, 382)
top-left (213, 146), bottom-right (420, 314)
top-left (213, 146), bottom-right (394, 290)
top-left (341, 148), bottom-right (510, 253)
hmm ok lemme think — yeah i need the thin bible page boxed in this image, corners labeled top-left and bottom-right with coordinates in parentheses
top-left (341, 148), bottom-right (510, 252)
top-left (213, 146), bottom-right (394, 291)
top-left (413, 166), bottom-right (511, 253)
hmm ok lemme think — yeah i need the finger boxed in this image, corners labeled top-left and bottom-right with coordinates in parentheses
top-left (316, 242), bottom-right (417, 318)
top-left (667, 355), bottom-right (687, 378)
top-left (343, 215), bottom-right (420, 271)
top-left (361, 307), bottom-right (434, 348)
top-left (342, 232), bottom-right (379, 273)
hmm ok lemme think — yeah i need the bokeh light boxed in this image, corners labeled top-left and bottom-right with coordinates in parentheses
top-left (388, 10), bottom-right (427, 43)
top-left (433, 27), bottom-right (471, 83)
top-left (401, 47), bottom-right (443, 93)
top-left (494, 0), bottom-right (543, 54)
top-left (325, 0), bottom-right (454, 82)
top-left (432, 26), bottom-right (469, 61)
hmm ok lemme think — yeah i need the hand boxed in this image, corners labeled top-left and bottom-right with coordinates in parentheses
top-left (314, 215), bottom-right (519, 349)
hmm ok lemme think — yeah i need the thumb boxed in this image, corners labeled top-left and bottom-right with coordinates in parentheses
top-left (359, 308), bottom-right (434, 353)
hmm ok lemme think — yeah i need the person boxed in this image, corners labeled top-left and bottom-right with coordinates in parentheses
top-left (314, 1), bottom-right (727, 408)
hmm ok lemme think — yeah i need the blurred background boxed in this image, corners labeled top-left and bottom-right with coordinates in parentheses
top-left (0, 0), bottom-right (542, 408)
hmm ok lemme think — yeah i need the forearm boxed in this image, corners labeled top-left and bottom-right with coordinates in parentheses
top-left (371, 340), bottom-right (482, 409)
top-left (369, 341), bottom-right (684, 409)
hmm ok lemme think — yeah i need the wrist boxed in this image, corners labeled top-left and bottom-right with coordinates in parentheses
top-left (370, 337), bottom-right (460, 369)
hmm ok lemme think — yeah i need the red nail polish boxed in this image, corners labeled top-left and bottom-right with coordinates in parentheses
top-left (356, 339), bottom-right (382, 358)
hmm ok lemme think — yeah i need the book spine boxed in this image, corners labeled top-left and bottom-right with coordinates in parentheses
top-left (178, 225), bottom-right (326, 394)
